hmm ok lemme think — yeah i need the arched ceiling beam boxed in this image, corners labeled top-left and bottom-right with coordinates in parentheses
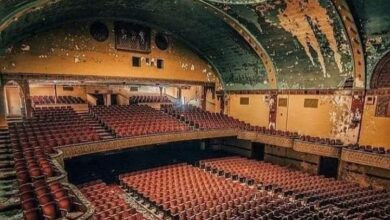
top-left (331, 0), bottom-right (366, 88)
top-left (199, 0), bottom-right (277, 89)
top-left (0, 0), bottom-right (268, 90)
top-left (0, 0), bottom-right (57, 32)
top-left (371, 50), bottom-right (390, 89)
top-left (1, 16), bottom-right (227, 89)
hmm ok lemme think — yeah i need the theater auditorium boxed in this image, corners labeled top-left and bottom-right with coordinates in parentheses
top-left (0, 0), bottom-right (389, 219)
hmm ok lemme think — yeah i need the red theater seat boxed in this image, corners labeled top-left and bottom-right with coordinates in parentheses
top-left (78, 180), bottom-right (145, 220)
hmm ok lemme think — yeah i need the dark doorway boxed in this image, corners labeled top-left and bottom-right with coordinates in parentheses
top-left (252, 142), bottom-right (265, 161)
top-left (318, 157), bottom-right (339, 178)
top-left (95, 94), bottom-right (104, 106)
top-left (111, 94), bottom-right (118, 105)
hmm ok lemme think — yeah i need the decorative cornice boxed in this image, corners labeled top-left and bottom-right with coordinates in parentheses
top-left (225, 89), bottom-right (365, 95)
top-left (59, 129), bottom-right (238, 159)
top-left (341, 148), bottom-right (390, 169)
top-left (331, 0), bottom-right (366, 87)
top-left (238, 131), bottom-right (293, 148)
top-left (198, 0), bottom-right (277, 88)
top-left (0, 72), bottom-right (215, 87)
top-left (293, 140), bottom-right (341, 158)
top-left (366, 88), bottom-right (390, 96)
top-left (237, 131), bottom-right (257, 141)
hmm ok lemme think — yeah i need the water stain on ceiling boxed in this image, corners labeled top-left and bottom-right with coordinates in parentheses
top-left (0, 0), bottom-right (389, 90)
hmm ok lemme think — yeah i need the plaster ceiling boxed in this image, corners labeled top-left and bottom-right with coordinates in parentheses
top-left (0, 0), bottom-right (389, 90)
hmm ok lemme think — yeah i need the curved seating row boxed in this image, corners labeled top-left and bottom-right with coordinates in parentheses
top-left (200, 157), bottom-right (390, 219)
top-left (9, 107), bottom-right (101, 149)
top-left (90, 105), bottom-right (191, 138)
top-left (12, 140), bottom-right (86, 219)
top-left (119, 163), bottom-right (340, 220)
top-left (78, 180), bottom-right (144, 220)
top-left (129, 95), bottom-right (171, 104)
top-left (32, 96), bottom-right (85, 105)
top-left (161, 105), bottom-right (247, 130)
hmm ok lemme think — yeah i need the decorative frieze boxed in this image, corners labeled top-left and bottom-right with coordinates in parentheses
top-left (341, 149), bottom-right (390, 169)
top-left (293, 140), bottom-right (341, 158)
top-left (237, 131), bottom-right (257, 141)
top-left (1, 72), bottom-right (214, 87)
top-left (60, 129), bottom-right (238, 159)
top-left (254, 133), bottom-right (294, 148)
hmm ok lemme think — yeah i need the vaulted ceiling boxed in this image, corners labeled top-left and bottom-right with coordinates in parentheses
top-left (0, 0), bottom-right (389, 90)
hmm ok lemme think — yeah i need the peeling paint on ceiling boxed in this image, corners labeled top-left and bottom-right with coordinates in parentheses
top-left (0, 0), bottom-right (388, 90)
top-left (347, 0), bottom-right (390, 88)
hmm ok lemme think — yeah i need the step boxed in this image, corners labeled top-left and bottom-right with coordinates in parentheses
top-left (0, 141), bottom-right (10, 145)
top-left (0, 145), bottom-right (9, 150)
top-left (0, 132), bottom-right (9, 136)
top-left (95, 128), bottom-right (107, 131)
top-left (0, 148), bottom-right (11, 154)
top-left (0, 136), bottom-right (9, 140)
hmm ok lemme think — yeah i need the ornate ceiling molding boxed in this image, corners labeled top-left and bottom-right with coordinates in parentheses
top-left (0, 72), bottom-right (216, 87)
top-left (0, 0), bottom-right (57, 32)
top-left (199, 0), bottom-right (278, 89)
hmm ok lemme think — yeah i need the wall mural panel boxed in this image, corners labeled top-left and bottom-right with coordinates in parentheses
top-left (375, 96), bottom-right (390, 118)
top-left (114, 22), bottom-right (151, 53)
top-left (209, 0), bottom-right (354, 89)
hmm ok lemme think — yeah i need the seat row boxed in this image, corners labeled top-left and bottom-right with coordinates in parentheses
top-left (32, 96), bottom-right (85, 105)
top-left (119, 163), bottom-right (342, 220)
top-left (11, 138), bottom-right (85, 219)
top-left (78, 180), bottom-right (144, 220)
top-left (200, 157), bottom-right (390, 219)
top-left (9, 107), bottom-right (101, 148)
top-left (129, 95), bottom-right (171, 104)
top-left (20, 179), bottom-right (76, 220)
top-left (346, 144), bottom-right (390, 155)
top-left (161, 105), bottom-right (247, 130)
top-left (90, 105), bottom-right (191, 138)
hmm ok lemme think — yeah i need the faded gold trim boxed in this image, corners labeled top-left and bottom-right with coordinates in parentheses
top-left (59, 129), bottom-right (238, 159)
top-left (293, 140), bottom-right (341, 158)
top-left (238, 131), bottom-right (293, 148)
top-left (1, 72), bottom-right (216, 87)
top-left (341, 148), bottom-right (390, 169)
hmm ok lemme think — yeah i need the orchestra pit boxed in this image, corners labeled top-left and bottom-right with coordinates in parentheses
top-left (0, 0), bottom-right (389, 220)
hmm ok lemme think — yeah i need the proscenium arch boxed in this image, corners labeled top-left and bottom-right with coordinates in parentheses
top-left (0, 16), bottom-right (227, 89)
top-left (371, 50), bottom-right (390, 89)
top-left (0, 0), bottom-right (271, 90)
